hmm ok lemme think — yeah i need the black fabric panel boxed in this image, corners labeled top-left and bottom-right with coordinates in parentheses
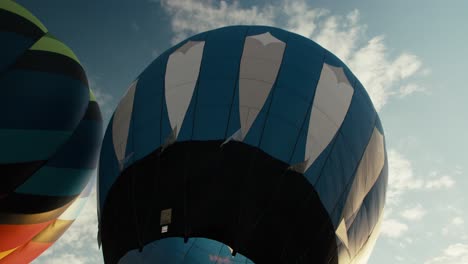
top-left (0, 192), bottom-right (76, 214)
top-left (101, 141), bottom-right (338, 264)
top-left (0, 160), bottom-right (46, 197)
top-left (83, 101), bottom-right (102, 121)
top-left (0, 9), bottom-right (44, 40)
top-left (11, 50), bottom-right (87, 85)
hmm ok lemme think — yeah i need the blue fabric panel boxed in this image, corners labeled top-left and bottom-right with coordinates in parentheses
top-left (303, 134), bottom-right (336, 185)
top-left (98, 115), bottom-right (120, 211)
top-left (346, 156), bottom-right (388, 250)
top-left (0, 32), bottom-right (35, 72)
top-left (375, 116), bottom-right (385, 135)
top-left (0, 129), bottom-right (71, 163)
top-left (313, 137), bottom-right (349, 225)
top-left (15, 166), bottom-right (93, 196)
top-left (323, 50), bottom-right (346, 69)
top-left (132, 57), bottom-right (164, 161)
top-left (243, 92), bottom-right (273, 147)
top-left (340, 86), bottom-right (377, 162)
top-left (193, 105), bottom-right (232, 141)
top-left (260, 114), bottom-right (300, 163)
top-left (260, 35), bottom-right (325, 163)
top-left (289, 105), bottom-right (312, 165)
top-left (47, 119), bottom-right (102, 169)
top-left (119, 237), bottom-right (254, 264)
top-left (0, 70), bottom-right (88, 131)
top-left (192, 26), bottom-right (247, 141)
top-left (320, 132), bottom-right (360, 227)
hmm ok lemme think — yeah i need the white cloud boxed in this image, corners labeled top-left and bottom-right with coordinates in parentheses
top-left (381, 218), bottom-right (409, 238)
top-left (386, 149), bottom-right (424, 205)
top-left (159, 0), bottom-right (275, 44)
top-left (282, 0), bottom-right (327, 38)
top-left (425, 175), bottom-right (455, 189)
top-left (452, 217), bottom-right (465, 226)
top-left (442, 216), bottom-right (466, 237)
top-left (156, 0), bottom-right (427, 111)
top-left (400, 204), bottom-right (427, 221)
top-left (399, 83), bottom-right (427, 97)
top-left (425, 243), bottom-right (468, 264)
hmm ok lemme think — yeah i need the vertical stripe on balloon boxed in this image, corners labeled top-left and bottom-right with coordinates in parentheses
top-left (304, 63), bottom-right (354, 172)
top-left (164, 41), bottom-right (205, 140)
top-left (236, 32), bottom-right (285, 141)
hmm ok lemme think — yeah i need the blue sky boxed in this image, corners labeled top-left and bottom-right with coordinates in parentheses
top-left (14, 0), bottom-right (468, 263)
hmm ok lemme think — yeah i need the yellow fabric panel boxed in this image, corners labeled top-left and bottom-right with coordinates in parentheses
top-left (0, 246), bottom-right (18, 260)
top-left (32, 219), bottom-right (73, 243)
top-left (0, 198), bottom-right (76, 225)
top-left (30, 34), bottom-right (81, 64)
top-left (0, 0), bottom-right (47, 33)
top-left (89, 88), bottom-right (97, 102)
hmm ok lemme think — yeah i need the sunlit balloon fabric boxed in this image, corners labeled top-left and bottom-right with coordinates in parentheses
top-left (0, 1), bottom-right (102, 263)
top-left (99, 26), bottom-right (387, 264)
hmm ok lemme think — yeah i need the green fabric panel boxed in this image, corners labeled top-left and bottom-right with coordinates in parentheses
top-left (30, 33), bottom-right (81, 64)
top-left (0, 129), bottom-right (71, 163)
top-left (0, 0), bottom-right (47, 33)
top-left (89, 88), bottom-right (96, 102)
top-left (15, 166), bottom-right (93, 196)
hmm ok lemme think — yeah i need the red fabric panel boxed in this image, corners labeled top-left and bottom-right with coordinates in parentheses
top-left (0, 221), bottom-right (52, 252)
top-left (0, 241), bottom-right (52, 264)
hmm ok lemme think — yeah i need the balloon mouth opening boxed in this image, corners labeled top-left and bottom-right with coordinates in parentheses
top-left (100, 140), bottom-right (338, 264)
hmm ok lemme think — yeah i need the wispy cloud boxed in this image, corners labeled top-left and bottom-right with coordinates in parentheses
top-left (381, 218), bottom-right (409, 238)
top-left (400, 204), bottom-right (427, 221)
top-left (424, 243), bottom-right (468, 264)
top-left (387, 149), bottom-right (424, 205)
top-left (156, 0), bottom-right (428, 111)
top-left (425, 175), bottom-right (455, 189)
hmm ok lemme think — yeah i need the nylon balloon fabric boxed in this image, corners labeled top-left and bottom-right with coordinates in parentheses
top-left (0, 1), bottom-right (102, 263)
top-left (99, 26), bottom-right (387, 264)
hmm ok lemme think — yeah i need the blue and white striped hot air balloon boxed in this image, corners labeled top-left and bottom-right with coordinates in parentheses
top-left (98, 25), bottom-right (387, 264)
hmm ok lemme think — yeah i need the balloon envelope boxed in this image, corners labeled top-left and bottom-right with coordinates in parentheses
top-left (0, 1), bottom-right (102, 263)
top-left (99, 25), bottom-right (387, 264)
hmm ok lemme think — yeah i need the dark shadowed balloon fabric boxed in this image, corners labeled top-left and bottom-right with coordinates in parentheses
top-left (0, 1), bottom-right (102, 263)
top-left (99, 25), bottom-right (388, 264)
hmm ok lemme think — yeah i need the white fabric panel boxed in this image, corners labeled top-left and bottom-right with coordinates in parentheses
top-left (237, 32), bottom-right (285, 140)
top-left (112, 80), bottom-right (138, 168)
top-left (304, 63), bottom-right (354, 171)
top-left (342, 128), bottom-right (385, 226)
top-left (336, 218), bottom-right (349, 249)
top-left (349, 211), bottom-right (384, 264)
top-left (338, 244), bottom-right (351, 264)
top-left (165, 41), bottom-right (205, 138)
top-left (58, 197), bottom-right (88, 221)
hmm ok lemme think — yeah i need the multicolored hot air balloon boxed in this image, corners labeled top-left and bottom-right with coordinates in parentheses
top-left (98, 26), bottom-right (387, 264)
top-left (0, 1), bottom-right (102, 263)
